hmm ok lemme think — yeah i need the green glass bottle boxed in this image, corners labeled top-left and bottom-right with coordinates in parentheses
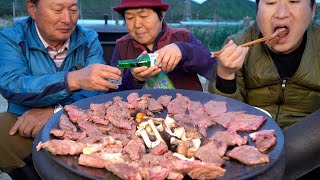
top-left (116, 53), bottom-right (159, 68)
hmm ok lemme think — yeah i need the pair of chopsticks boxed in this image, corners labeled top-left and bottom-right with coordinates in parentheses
top-left (211, 28), bottom-right (287, 57)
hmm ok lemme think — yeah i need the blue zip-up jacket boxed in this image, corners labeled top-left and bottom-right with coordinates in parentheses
top-left (0, 17), bottom-right (106, 116)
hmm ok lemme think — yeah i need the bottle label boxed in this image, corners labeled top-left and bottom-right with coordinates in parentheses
top-left (144, 71), bottom-right (175, 89)
top-left (148, 53), bottom-right (159, 67)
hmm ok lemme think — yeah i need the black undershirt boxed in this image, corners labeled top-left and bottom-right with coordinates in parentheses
top-left (216, 32), bottom-right (307, 94)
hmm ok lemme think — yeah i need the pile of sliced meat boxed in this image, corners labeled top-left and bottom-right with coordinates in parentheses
top-left (37, 93), bottom-right (277, 180)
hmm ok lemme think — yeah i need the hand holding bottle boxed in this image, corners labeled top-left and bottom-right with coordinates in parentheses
top-left (116, 51), bottom-right (161, 82)
top-left (116, 43), bottom-right (182, 82)
top-left (131, 65), bottom-right (161, 82)
top-left (155, 43), bottom-right (182, 73)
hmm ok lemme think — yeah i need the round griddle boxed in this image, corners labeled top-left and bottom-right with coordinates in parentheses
top-left (33, 89), bottom-right (285, 180)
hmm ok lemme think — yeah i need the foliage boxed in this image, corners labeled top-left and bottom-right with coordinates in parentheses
top-left (1, 0), bottom-right (256, 22)
top-left (174, 0), bottom-right (256, 21)
top-left (0, 0), bottom-right (27, 17)
top-left (0, 0), bottom-right (15, 17)
top-left (0, 0), bottom-right (247, 51)
top-left (185, 25), bottom-right (244, 51)
top-left (0, 15), bottom-right (13, 31)
top-left (78, 0), bottom-right (257, 21)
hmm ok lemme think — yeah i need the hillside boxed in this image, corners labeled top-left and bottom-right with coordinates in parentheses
top-left (164, 0), bottom-right (256, 22)
top-left (198, 0), bottom-right (256, 20)
top-left (1, 0), bottom-right (256, 22)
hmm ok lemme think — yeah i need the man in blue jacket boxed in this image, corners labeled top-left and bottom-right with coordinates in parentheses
top-left (0, 0), bottom-right (121, 178)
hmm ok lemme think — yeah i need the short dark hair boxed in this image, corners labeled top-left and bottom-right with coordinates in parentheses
top-left (120, 8), bottom-right (163, 22)
top-left (256, 0), bottom-right (315, 7)
top-left (28, 0), bottom-right (40, 5)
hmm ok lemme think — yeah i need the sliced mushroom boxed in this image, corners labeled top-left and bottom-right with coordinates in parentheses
top-left (135, 128), bottom-right (155, 149)
top-left (170, 137), bottom-right (181, 152)
top-left (170, 137), bottom-right (181, 146)
top-left (185, 138), bottom-right (201, 158)
top-left (156, 124), bottom-right (164, 132)
top-left (174, 127), bottom-right (187, 141)
top-left (163, 122), bottom-right (174, 137)
top-left (187, 146), bottom-right (198, 158)
top-left (135, 121), bottom-right (160, 148)
top-left (176, 141), bottom-right (191, 157)
top-left (173, 152), bottom-right (194, 161)
top-left (174, 127), bottom-right (184, 139)
top-left (145, 125), bottom-right (154, 136)
top-left (165, 115), bottom-right (176, 128)
top-left (150, 117), bottom-right (165, 124)
top-left (137, 121), bottom-right (149, 129)
top-left (148, 120), bottom-right (164, 143)
top-left (160, 126), bottom-right (172, 147)
top-left (191, 138), bottom-right (201, 149)
top-left (185, 126), bottom-right (203, 139)
top-left (146, 124), bottom-right (164, 135)
top-left (135, 112), bottom-right (146, 123)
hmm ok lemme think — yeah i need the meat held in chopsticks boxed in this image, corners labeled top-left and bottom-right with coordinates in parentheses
top-left (212, 28), bottom-right (288, 57)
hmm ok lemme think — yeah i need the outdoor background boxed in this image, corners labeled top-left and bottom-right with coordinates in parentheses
top-left (1, 0), bottom-right (320, 51)
top-left (0, 0), bottom-right (320, 112)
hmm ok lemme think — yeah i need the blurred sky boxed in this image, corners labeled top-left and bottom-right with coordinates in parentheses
top-left (192, 0), bottom-right (206, 3)
top-left (192, 0), bottom-right (320, 3)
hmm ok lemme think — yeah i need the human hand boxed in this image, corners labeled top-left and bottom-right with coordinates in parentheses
top-left (129, 51), bottom-right (161, 82)
top-left (131, 66), bottom-right (161, 82)
top-left (67, 64), bottom-right (122, 91)
top-left (155, 43), bottom-right (182, 73)
top-left (217, 40), bottom-right (249, 80)
top-left (9, 107), bottom-right (54, 138)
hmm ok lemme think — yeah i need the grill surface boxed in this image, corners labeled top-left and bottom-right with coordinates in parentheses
top-left (33, 89), bottom-right (285, 180)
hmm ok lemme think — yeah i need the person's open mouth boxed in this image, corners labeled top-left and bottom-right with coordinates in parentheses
top-left (273, 25), bottom-right (289, 43)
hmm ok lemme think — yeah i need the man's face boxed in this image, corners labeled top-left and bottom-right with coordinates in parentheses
top-left (28, 0), bottom-right (79, 47)
top-left (257, 0), bottom-right (316, 54)
top-left (124, 8), bottom-right (163, 50)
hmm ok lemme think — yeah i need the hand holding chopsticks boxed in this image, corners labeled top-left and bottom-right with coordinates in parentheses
top-left (211, 28), bottom-right (287, 58)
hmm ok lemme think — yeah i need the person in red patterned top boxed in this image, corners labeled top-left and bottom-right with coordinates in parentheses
top-left (111, 0), bottom-right (216, 91)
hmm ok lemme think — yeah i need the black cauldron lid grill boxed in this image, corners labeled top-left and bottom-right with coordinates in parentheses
top-left (33, 89), bottom-right (285, 180)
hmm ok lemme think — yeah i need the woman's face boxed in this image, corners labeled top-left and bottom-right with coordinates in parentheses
top-left (257, 0), bottom-right (316, 54)
top-left (124, 8), bottom-right (163, 50)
